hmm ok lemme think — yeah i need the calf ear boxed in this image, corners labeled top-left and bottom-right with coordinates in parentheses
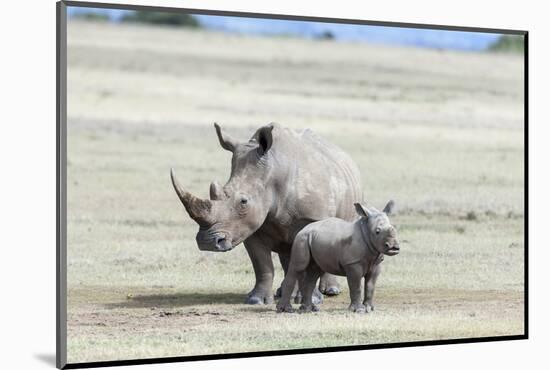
top-left (257, 124), bottom-right (274, 156)
top-left (214, 122), bottom-right (238, 152)
top-left (354, 203), bottom-right (372, 218)
top-left (383, 200), bottom-right (395, 215)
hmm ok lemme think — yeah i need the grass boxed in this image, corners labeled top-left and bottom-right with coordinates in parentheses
top-left (66, 20), bottom-right (525, 364)
top-left (67, 286), bottom-right (523, 362)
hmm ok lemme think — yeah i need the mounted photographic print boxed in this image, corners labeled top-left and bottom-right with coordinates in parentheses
top-left (56, 1), bottom-right (527, 368)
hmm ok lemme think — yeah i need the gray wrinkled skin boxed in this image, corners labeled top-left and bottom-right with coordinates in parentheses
top-left (171, 123), bottom-right (362, 304)
top-left (276, 201), bottom-right (399, 313)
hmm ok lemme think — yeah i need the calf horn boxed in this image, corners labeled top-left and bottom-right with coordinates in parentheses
top-left (170, 168), bottom-right (212, 222)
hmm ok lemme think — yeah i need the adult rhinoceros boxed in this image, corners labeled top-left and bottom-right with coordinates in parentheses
top-left (170, 122), bottom-right (363, 304)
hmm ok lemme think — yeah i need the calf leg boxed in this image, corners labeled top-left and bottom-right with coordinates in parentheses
top-left (276, 234), bottom-right (311, 312)
top-left (277, 250), bottom-right (322, 305)
top-left (294, 278), bottom-right (323, 305)
top-left (298, 264), bottom-right (323, 313)
top-left (276, 268), bottom-right (300, 313)
top-left (363, 264), bottom-right (381, 313)
top-left (344, 264), bottom-right (366, 313)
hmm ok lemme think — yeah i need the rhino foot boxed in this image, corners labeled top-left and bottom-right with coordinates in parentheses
top-left (245, 289), bottom-right (274, 305)
top-left (363, 303), bottom-right (374, 313)
top-left (298, 304), bottom-right (320, 313)
top-left (348, 303), bottom-right (367, 313)
top-left (276, 303), bottom-right (295, 313)
top-left (312, 288), bottom-right (324, 305)
top-left (293, 288), bottom-right (324, 305)
top-left (319, 278), bottom-right (341, 296)
top-left (323, 287), bottom-right (341, 296)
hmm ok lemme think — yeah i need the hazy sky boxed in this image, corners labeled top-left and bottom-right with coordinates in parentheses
top-left (67, 7), bottom-right (503, 51)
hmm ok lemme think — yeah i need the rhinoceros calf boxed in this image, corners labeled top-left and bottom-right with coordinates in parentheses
top-left (276, 201), bottom-right (400, 313)
top-left (171, 123), bottom-right (362, 305)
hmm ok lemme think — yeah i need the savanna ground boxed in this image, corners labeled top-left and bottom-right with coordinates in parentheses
top-left (66, 20), bottom-right (525, 363)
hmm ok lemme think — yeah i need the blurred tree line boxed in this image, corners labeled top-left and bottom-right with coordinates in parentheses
top-left (488, 35), bottom-right (524, 53)
top-left (73, 10), bottom-right (201, 28)
top-left (121, 11), bottom-right (200, 28)
top-left (72, 12), bottom-right (110, 21)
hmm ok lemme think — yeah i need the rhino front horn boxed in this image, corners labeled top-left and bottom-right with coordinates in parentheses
top-left (170, 168), bottom-right (212, 222)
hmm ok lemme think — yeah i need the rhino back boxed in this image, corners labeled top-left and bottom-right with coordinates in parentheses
top-left (259, 124), bottom-right (362, 245)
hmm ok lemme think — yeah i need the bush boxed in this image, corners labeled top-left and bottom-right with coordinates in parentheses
top-left (488, 35), bottom-right (524, 53)
top-left (120, 11), bottom-right (200, 28)
top-left (317, 31), bottom-right (335, 40)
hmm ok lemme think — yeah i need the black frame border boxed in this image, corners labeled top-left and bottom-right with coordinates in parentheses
top-left (57, 1), bottom-right (529, 369)
top-left (57, 2), bottom-right (68, 369)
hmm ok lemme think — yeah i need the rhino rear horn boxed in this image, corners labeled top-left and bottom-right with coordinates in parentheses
top-left (209, 181), bottom-right (226, 200)
top-left (170, 168), bottom-right (212, 222)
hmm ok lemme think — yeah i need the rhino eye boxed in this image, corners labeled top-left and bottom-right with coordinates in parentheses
top-left (375, 227), bottom-right (381, 234)
top-left (240, 198), bottom-right (248, 205)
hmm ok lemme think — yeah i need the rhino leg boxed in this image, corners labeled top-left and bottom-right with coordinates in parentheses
top-left (244, 236), bottom-right (274, 305)
top-left (274, 252), bottom-right (291, 299)
top-left (319, 273), bottom-right (341, 296)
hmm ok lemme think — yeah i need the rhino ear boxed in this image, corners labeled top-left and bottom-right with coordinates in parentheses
top-left (354, 203), bottom-right (372, 218)
top-left (257, 124), bottom-right (274, 156)
top-left (214, 122), bottom-right (238, 152)
top-left (383, 200), bottom-right (395, 215)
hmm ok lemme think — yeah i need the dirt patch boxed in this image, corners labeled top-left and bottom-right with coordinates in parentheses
top-left (68, 285), bottom-right (523, 334)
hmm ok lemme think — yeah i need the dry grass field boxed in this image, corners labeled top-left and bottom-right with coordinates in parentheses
top-left (66, 20), bottom-right (525, 363)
